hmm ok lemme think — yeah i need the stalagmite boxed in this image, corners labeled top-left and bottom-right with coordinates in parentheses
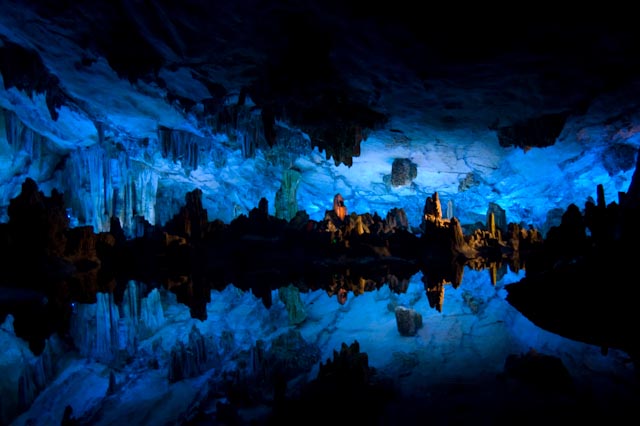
top-left (423, 192), bottom-right (442, 221)
top-left (275, 168), bottom-right (301, 222)
top-left (446, 199), bottom-right (454, 220)
top-left (486, 202), bottom-right (507, 235)
top-left (488, 212), bottom-right (496, 238)
top-left (333, 193), bottom-right (347, 221)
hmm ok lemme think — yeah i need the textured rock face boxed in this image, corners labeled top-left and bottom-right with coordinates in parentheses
top-left (390, 158), bottom-right (418, 187)
top-left (394, 306), bottom-right (423, 336)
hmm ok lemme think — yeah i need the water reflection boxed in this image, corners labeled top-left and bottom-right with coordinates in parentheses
top-left (290, 266), bottom-right (636, 421)
top-left (166, 257), bottom-right (515, 320)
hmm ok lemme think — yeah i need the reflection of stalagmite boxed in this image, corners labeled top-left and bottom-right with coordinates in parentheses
top-left (337, 288), bottom-right (348, 305)
top-left (333, 193), bottom-right (347, 221)
top-left (168, 325), bottom-right (208, 382)
top-left (451, 259), bottom-right (464, 288)
top-left (426, 282), bottom-right (445, 312)
top-left (422, 275), bottom-right (445, 312)
top-left (71, 287), bottom-right (166, 365)
top-left (121, 282), bottom-right (166, 346)
top-left (278, 284), bottom-right (307, 325)
top-left (489, 263), bottom-right (498, 285)
top-left (353, 215), bottom-right (369, 235)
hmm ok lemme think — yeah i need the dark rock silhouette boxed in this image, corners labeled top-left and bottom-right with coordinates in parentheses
top-left (506, 148), bottom-right (640, 365)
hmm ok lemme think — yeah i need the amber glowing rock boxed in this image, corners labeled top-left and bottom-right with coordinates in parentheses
top-left (333, 193), bottom-right (347, 221)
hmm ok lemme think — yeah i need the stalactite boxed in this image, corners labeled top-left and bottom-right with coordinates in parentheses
top-left (209, 102), bottom-right (266, 160)
top-left (64, 144), bottom-right (108, 231)
top-left (240, 130), bottom-right (256, 159)
top-left (159, 126), bottom-right (210, 171)
top-left (130, 163), bottom-right (159, 230)
top-left (60, 142), bottom-right (159, 237)
top-left (2, 108), bottom-right (51, 163)
top-left (0, 108), bottom-right (66, 214)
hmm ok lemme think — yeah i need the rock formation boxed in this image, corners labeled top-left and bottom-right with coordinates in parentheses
top-left (506, 151), bottom-right (640, 363)
top-left (390, 158), bottom-right (418, 187)
top-left (164, 188), bottom-right (208, 240)
top-left (277, 284), bottom-right (307, 325)
top-left (168, 324), bottom-right (208, 382)
top-left (394, 306), bottom-right (423, 336)
top-left (270, 340), bottom-right (392, 424)
top-left (275, 168), bottom-right (301, 222)
top-left (332, 193), bottom-right (347, 221)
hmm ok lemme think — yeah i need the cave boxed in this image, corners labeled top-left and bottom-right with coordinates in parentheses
top-left (1, 2), bottom-right (639, 425)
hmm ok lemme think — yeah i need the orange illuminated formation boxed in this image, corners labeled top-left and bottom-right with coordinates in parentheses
top-left (333, 193), bottom-right (347, 220)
